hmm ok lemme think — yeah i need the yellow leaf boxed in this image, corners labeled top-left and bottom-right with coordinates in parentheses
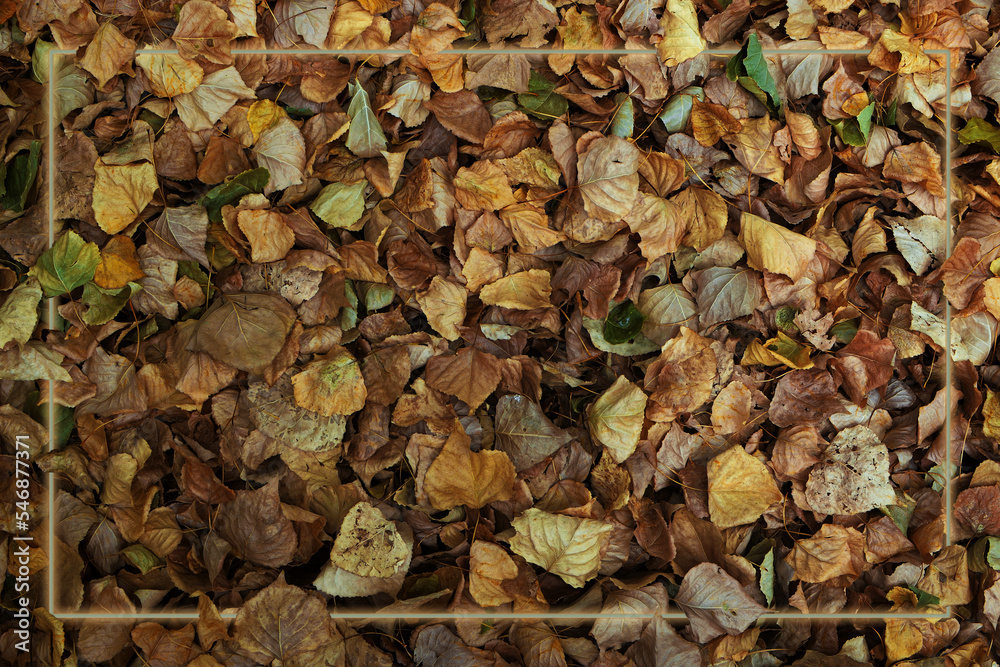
top-left (469, 541), bottom-right (518, 607)
top-left (740, 332), bottom-right (814, 369)
top-left (707, 446), bottom-right (782, 529)
top-left (480, 269), bottom-right (552, 310)
top-left (415, 276), bottom-right (467, 341)
top-left (329, 502), bottom-right (411, 577)
top-left (454, 161), bottom-right (517, 212)
top-left (291, 346), bottom-right (367, 417)
top-left (423, 421), bottom-right (516, 510)
top-left (509, 508), bottom-right (614, 588)
top-left (135, 48), bottom-right (204, 97)
top-left (247, 99), bottom-right (285, 143)
top-left (92, 160), bottom-right (158, 235)
top-left (656, 0), bottom-right (706, 66)
top-left (673, 187), bottom-right (727, 251)
top-left (327, 0), bottom-right (374, 49)
top-left (587, 376), bottom-right (648, 463)
top-left (738, 212), bottom-right (817, 282)
top-left (237, 209), bottom-right (295, 263)
top-left (93, 235), bottom-right (145, 289)
top-left (80, 22), bottom-right (136, 89)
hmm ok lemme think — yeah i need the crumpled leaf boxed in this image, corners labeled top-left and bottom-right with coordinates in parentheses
top-left (28, 230), bottom-right (100, 297)
top-left (254, 116), bottom-right (306, 195)
top-left (509, 508), bottom-right (614, 588)
top-left (805, 425), bottom-right (896, 515)
top-left (174, 66), bottom-right (256, 132)
top-left (588, 377), bottom-right (648, 464)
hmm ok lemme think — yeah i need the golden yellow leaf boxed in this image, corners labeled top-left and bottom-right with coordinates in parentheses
top-left (237, 209), bottom-right (295, 263)
top-left (135, 48), bottom-right (204, 97)
top-left (423, 421), bottom-right (516, 510)
top-left (707, 445), bottom-right (782, 529)
top-left (92, 160), bottom-right (158, 235)
top-left (93, 235), bottom-right (145, 290)
top-left (469, 541), bottom-right (519, 607)
top-left (738, 212), bottom-right (817, 282)
top-left (291, 346), bottom-right (367, 417)
top-left (509, 508), bottom-right (614, 588)
top-left (247, 99), bottom-right (285, 143)
top-left (587, 376), bottom-right (648, 464)
top-left (415, 276), bottom-right (467, 341)
top-left (80, 22), bottom-right (136, 89)
top-left (656, 0), bottom-right (706, 66)
top-left (480, 269), bottom-right (552, 310)
top-left (327, 0), bottom-right (374, 48)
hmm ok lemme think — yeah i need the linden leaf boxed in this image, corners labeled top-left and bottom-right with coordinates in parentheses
top-left (425, 346), bottom-right (502, 409)
top-left (28, 230), bottom-right (101, 298)
top-left (495, 394), bottom-right (573, 471)
top-left (479, 269), bottom-right (552, 310)
top-left (0, 277), bottom-right (41, 347)
top-left (187, 293), bottom-right (297, 372)
top-left (92, 160), bottom-right (159, 235)
top-left (707, 445), bottom-right (782, 529)
top-left (423, 421), bottom-right (516, 510)
top-left (346, 81), bottom-right (388, 158)
top-left (804, 425), bottom-right (896, 515)
top-left (587, 377), bottom-right (648, 464)
top-left (329, 502), bottom-right (411, 577)
top-left (509, 508), bottom-right (614, 588)
top-left (657, 0), bottom-right (706, 66)
top-left (738, 212), bottom-right (817, 282)
top-left (254, 116), bottom-right (306, 195)
top-left (292, 346), bottom-right (367, 417)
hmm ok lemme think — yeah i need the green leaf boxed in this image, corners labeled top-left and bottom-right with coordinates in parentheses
top-left (198, 168), bottom-right (270, 223)
top-left (829, 318), bottom-right (858, 344)
top-left (517, 72), bottom-right (569, 120)
top-left (659, 88), bottom-right (703, 133)
top-left (346, 81), bottom-right (387, 158)
top-left (906, 585), bottom-right (940, 609)
top-left (725, 42), bottom-right (748, 82)
top-left (880, 493), bottom-right (916, 535)
top-left (857, 102), bottom-right (875, 141)
top-left (0, 277), bottom-right (42, 347)
top-left (28, 230), bottom-right (101, 297)
top-left (958, 118), bottom-right (1000, 153)
top-left (1, 140), bottom-right (42, 212)
top-left (603, 301), bottom-right (645, 345)
top-left (608, 93), bottom-right (634, 139)
top-left (830, 118), bottom-right (866, 147)
top-left (25, 390), bottom-right (73, 448)
top-left (986, 536), bottom-right (1000, 571)
top-left (742, 34), bottom-right (780, 113)
top-left (81, 281), bottom-right (142, 326)
top-left (310, 180), bottom-right (367, 230)
top-left (359, 282), bottom-right (393, 311)
top-left (123, 544), bottom-right (162, 574)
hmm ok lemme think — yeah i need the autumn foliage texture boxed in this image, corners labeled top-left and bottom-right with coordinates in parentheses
top-left (0, 0), bottom-right (995, 664)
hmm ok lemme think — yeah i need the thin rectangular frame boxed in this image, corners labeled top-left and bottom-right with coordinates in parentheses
top-left (43, 45), bottom-right (955, 623)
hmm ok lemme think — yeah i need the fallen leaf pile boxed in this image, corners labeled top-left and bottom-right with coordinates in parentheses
top-left (0, 0), bottom-right (997, 664)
